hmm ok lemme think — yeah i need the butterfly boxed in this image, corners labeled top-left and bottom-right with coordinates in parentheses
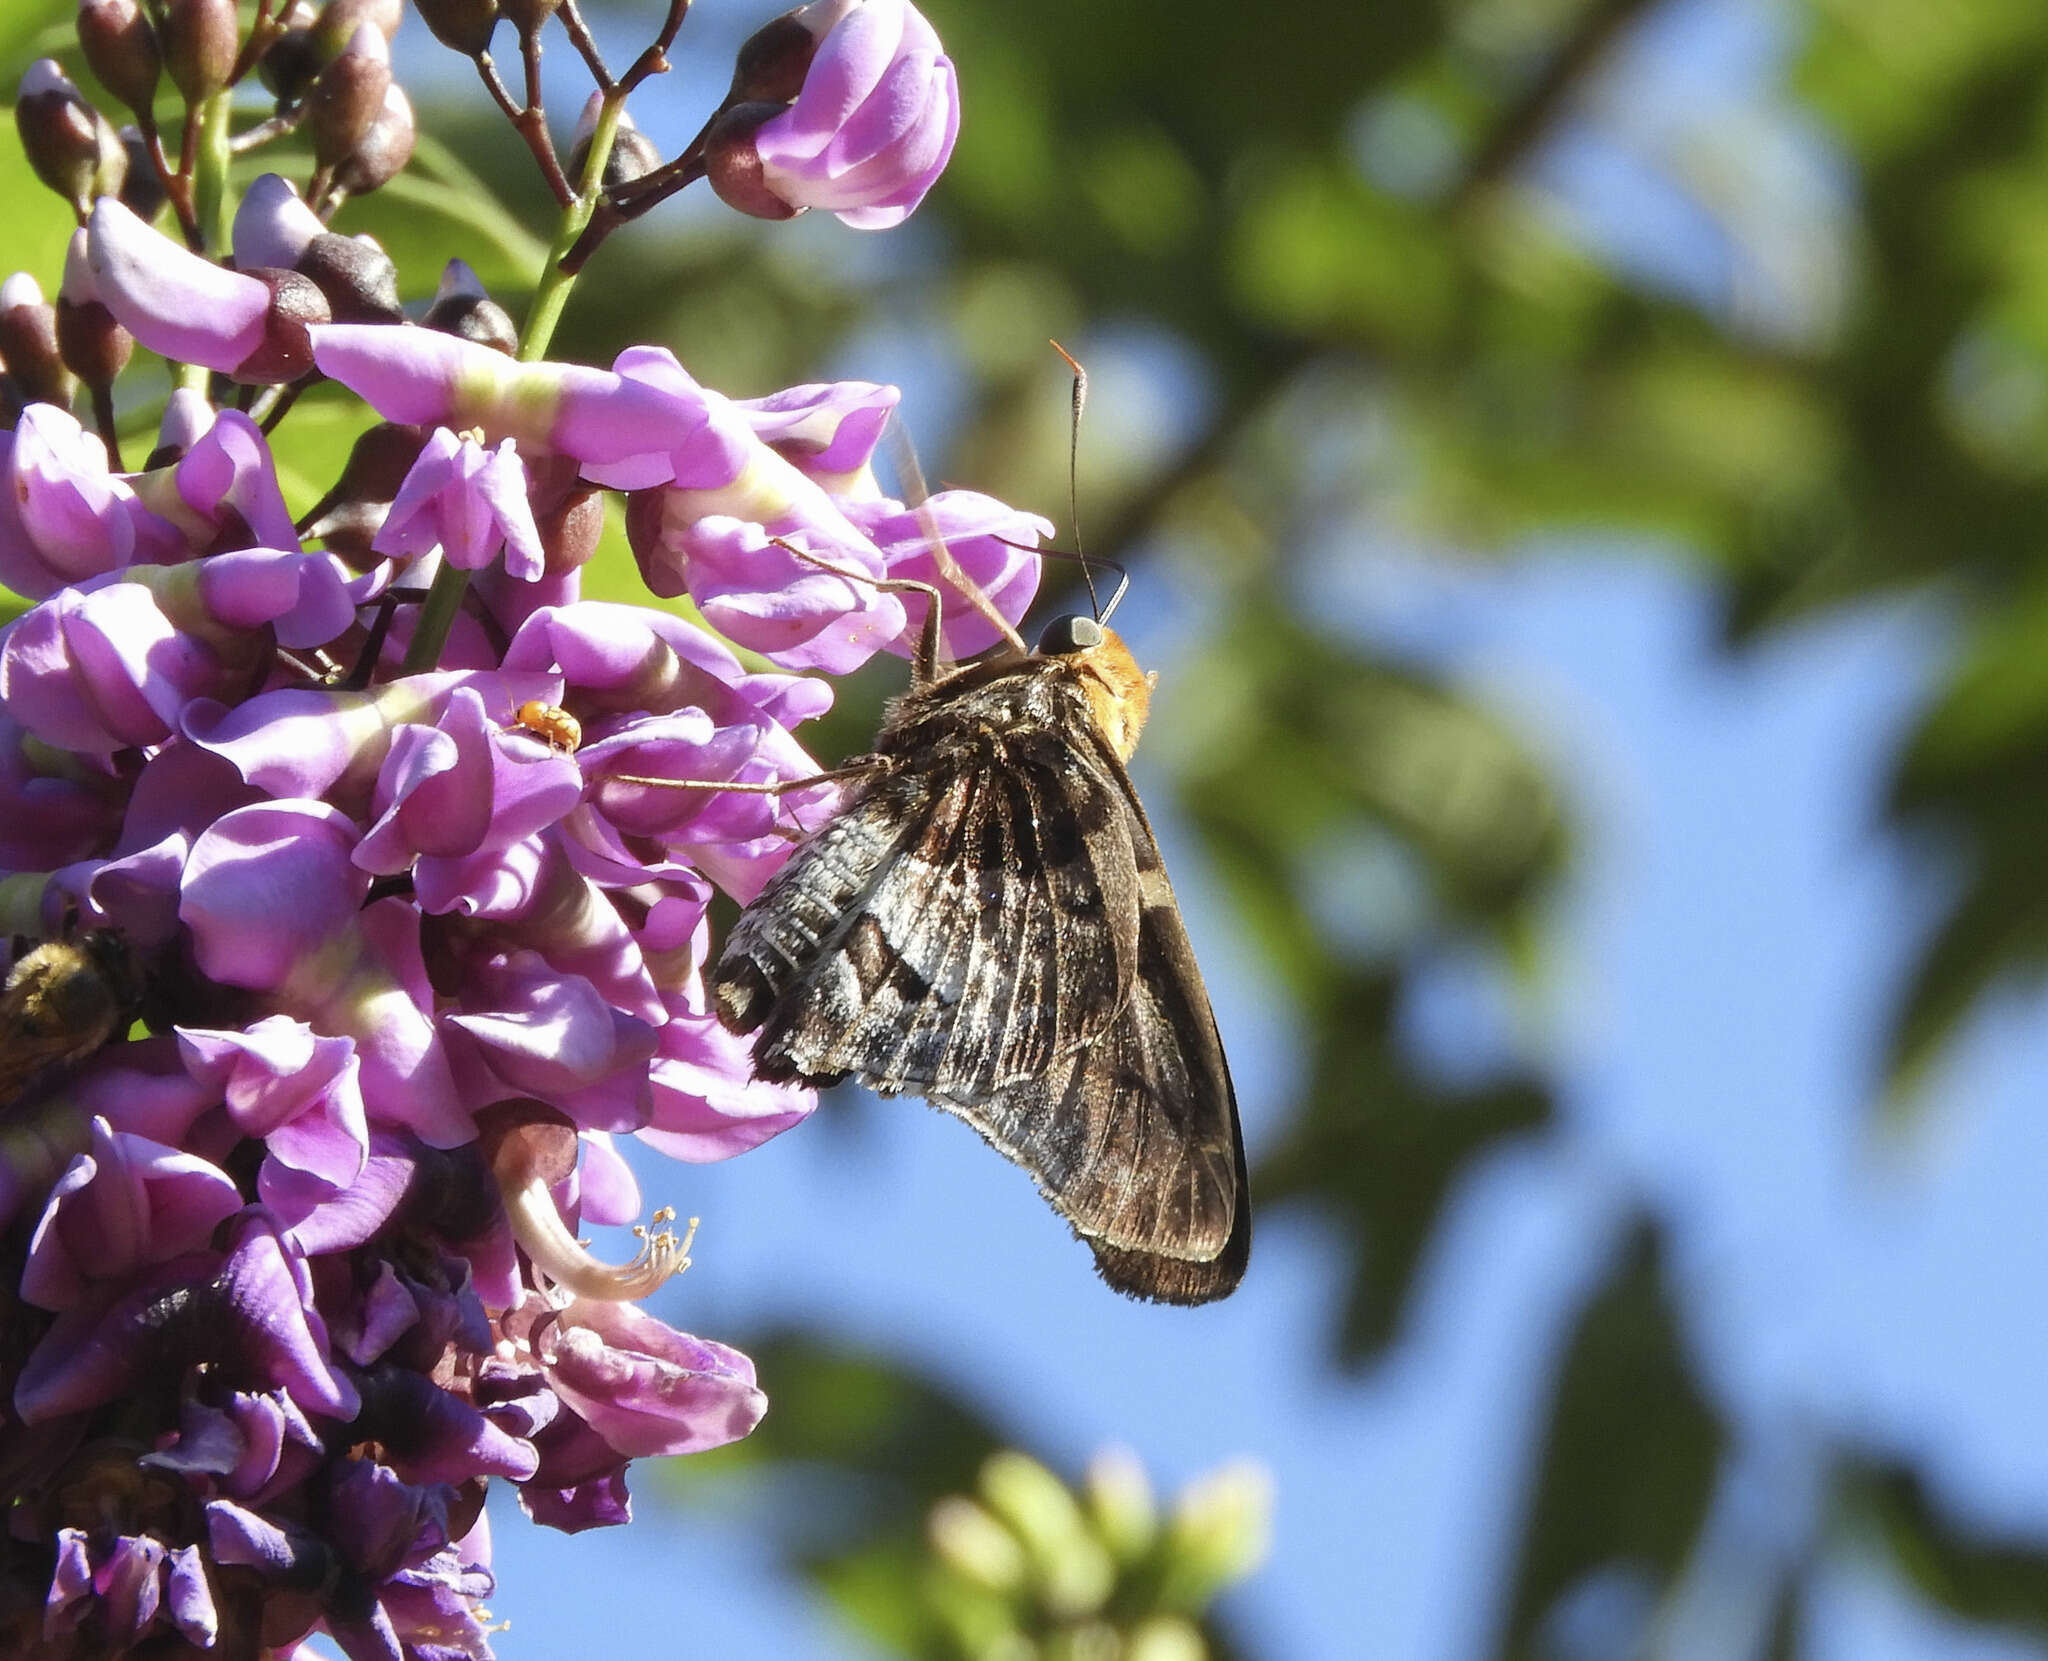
top-left (707, 568), bottom-right (1250, 1304)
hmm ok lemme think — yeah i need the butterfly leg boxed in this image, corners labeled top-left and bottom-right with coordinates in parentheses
top-left (600, 759), bottom-right (890, 836)
top-left (762, 537), bottom-right (956, 685)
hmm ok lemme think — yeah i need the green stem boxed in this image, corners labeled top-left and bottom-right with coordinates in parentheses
top-left (190, 91), bottom-right (234, 254)
top-left (402, 92), bottom-right (633, 675)
top-left (516, 92), bottom-right (629, 363)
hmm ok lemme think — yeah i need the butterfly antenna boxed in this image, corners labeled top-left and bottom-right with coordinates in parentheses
top-left (883, 417), bottom-right (1028, 661)
top-left (1048, 340), bottom-right (1126, 622)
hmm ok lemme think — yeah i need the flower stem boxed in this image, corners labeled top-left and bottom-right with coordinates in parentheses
top-left (190, 91), bottom-right (235, 254)
top-left (403, 94), bottom-right (635, 675)
top-left (516, 92), bottom-right (629, 364)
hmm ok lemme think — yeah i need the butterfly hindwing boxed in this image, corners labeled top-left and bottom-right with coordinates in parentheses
top-left (935, 772), bottom-right (1249, 1304)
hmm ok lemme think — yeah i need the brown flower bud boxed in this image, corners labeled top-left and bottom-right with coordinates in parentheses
top-left (307, 23), bottom-right (391, 169)
top-left (421, 259), bottom-right (517, 354)
top-left (116, 126), bottom-right (167, 219)
top-left (298, 419), bottom-right (428, 561)
top-left (703, 103), bottom-right (801, 222)
top-left (296, 232), bottom-right (403, 324)
top-left (231, 267), bottom-right (331, 384)
top-left (567, 104), bottom-right (661, 190)
top-left (624, 486), bottom-right (664, 566)
top-left (415, 0), bottom-right (499, 57)
top-left (332, 82), bottom-right (414, 196)
top-left (160, 0), bottom-right (241, 104)
top-left (258, 25), bottom-right (321, 104)
top-left (77, 0), bottom-right (162, 119)
top-left (527, 457), bottom-right (605, 575)
top-left (16, 60), bottom-right (127, 219)
top-left (314, 0), bottom-right (403, 53)
top-left (56, 230), bottom-right (133, 387)
top-left (498, 0), bottom-right (562, 37)
top-left (0, 275), bottom-right (78, 409)
top-left (729, 11), bottom-right (817, 105)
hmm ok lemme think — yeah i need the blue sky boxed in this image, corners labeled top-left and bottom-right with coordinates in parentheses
top-left (364, 1), bottom-right (2048, 1656)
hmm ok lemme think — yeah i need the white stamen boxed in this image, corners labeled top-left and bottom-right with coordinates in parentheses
top-left (500, 1164), bottom-right (698, 1301)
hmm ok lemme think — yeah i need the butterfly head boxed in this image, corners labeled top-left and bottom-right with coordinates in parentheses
top-left (1036, 613), bottom-right (1154, 761)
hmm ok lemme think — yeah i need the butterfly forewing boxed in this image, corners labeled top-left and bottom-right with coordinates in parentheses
top-left (719, 670), bottom-right (1141, 1096)
top-left (711, 635), bottom-right (1250, 1304)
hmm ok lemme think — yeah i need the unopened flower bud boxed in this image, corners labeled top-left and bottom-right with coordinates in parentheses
top-left (422, 259), bottom-right (517, 354)
top-left (77, 0), bottom-right (162, 118)
top-left (567, 95), bottom-right (660, 189)
top-left (55, 230), bottom-right (132, 387)
top-left (258, 25), bottom-right (321, 103)
top-left (978, 1453), bottom-right (1115, 1619)
top-left (1084, 1447), bottom-right (1158, 1564)
top-left (415, 0), bottom-right (499, 57)
top-left (703, 103), bottom-right (801, 222)
top-left (16, 61), bottom-right (127, 218)
top-left (527, 457), bottom-right (605, 574)
top-left (297, 233), bottom-right (403, 324)
top-left (234, 268), bottom-right (332, 383)
top-left (160, 0), bottom-right (242, 104)
top-left (314, 0), bottom-right (403, 54)
top-left (297, 419), bottom-right (429, 559)
top-left (1125, 1617), bottom-right (1207, 1661)
top-left (728, 11), bottom-right (818, 104)
top-left (927, 1496), bottom-right (1028, 1595)
top-left (232, 171), bottom-right (322, 269)
top-left (307, 24), bottom-right (391, 169)
top-left (1160, 1460), bottom-right (1271, 1611)
top-left (332, 82), bottom-right (414, 196)
top-left (0, 273), bottom-right (77, 408)
top-left (498, 0), bottom-right (562, 36)
top-left (115, 126), bottom-right (165, 219)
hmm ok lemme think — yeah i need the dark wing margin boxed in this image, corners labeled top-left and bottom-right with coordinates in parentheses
top-left (933, 782), bottom-right (1250, 1306)
top-left (711, 738), bottom-right (1142, 1098)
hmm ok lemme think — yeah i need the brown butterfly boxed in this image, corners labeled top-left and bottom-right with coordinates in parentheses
top-left (708, 571), bottom-right (1250, 1304)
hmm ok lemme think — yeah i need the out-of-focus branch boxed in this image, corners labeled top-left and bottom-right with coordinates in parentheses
top-left (1449, 0), bottom-right (1659, 209)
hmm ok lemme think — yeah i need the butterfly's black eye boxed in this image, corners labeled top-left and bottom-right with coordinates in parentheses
top-left (1036, 614), bottom-right (1105, 655)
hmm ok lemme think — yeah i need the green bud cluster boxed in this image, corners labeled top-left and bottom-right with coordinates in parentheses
top-left (919, 1449), bottom-right (1272, 1661)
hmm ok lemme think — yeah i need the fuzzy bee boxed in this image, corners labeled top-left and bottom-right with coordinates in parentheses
top-left (708, 565), bottom-right (1250, 1304)
top-left (0, 929), bottom-right (144, 1104)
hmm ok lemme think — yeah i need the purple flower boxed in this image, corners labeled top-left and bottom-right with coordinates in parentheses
top-left (179, 1017), bottom-right (371, 1192)
top-left (311, 323), bottom-right (689, 480)
top-left (528, 1294), bottom-right (766, 1458)
top-left (747, 0), bottom-right (959, 229)
top-left (740, 378), bottom-right (901, 489)
top-left (45, 1532), bottom-right (217, 1651)
top-left (377, 426), bottom-right (545, 580)
top-left (0, 403), bottom-right (179, 597)
top-left (16, 1208), bottom-right (359, 1424)
top-left (849, 487), bottom-right (1049, 659)
top-left (21, 1116), bottom-right (242, 1310)
top-left (86, 198), bottom-right (272, 374)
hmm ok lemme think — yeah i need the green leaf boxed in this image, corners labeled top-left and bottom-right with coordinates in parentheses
top-left (1847, 1463), bottom-right (2048, 1633)
top-left (1497, 1221), bottom-right (1726, 1659)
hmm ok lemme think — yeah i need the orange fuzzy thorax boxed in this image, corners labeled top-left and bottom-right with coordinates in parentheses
top-left (1074, 627), bottom-right (1154, 761)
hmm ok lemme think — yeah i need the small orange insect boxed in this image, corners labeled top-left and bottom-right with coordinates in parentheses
top-left (510, 700), bottom-right (581, 753)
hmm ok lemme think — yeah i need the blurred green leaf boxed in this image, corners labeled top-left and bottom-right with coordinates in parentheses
top-left (1847, 1463), bottom-right (2048, 1634)
top-left (1498, 1221), bottom-right (1726, 1659)
top-left (1258, 967), bottom-right (1551, 1364)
